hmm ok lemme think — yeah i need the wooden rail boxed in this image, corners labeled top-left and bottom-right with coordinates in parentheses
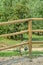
top-left (0, 41), bottom-right (43, 51)
top-left (0, 18), bottom-right (43, 59)
top-left (0, 30), bottom-right (28, 37)
top-left (0, 18), bottom-right (43, 26)
top-left (0, 30), bottom-right (43, 37)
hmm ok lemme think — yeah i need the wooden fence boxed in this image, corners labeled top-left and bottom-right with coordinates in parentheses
top-left (0, 18), bottom-right (43, 59)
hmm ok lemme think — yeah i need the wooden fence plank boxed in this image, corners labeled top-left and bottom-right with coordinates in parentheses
top-left (0, 30), bottom-right (28, 37)
top-left (32, 41), bottom-right (43, 44)
top-left (0, 29), bottom-right (43, 37)
top-left (0, 18), bottom-right (43, 26)
top-left (0, 41), bottom-right (43, 51)
top-left (28, 20), bottom-right (32, 59)
top-left (32, 30), bottom-right (43, 32)
top-left (0, 41), bottom-right (28, 51)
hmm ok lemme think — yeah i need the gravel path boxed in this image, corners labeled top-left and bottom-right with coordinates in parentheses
top-left (0, 56), bottom-right (43, 65)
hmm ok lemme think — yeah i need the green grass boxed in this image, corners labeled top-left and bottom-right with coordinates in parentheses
top-left (32, 34), bottom-right (43, 41)
top-left (0, 51), bottom-right (19, 57)
top-left (0, 51), bottom-right (43, 57)
top-left (24, 34), bottom-right (43, 48)
top-left (0, 34), bottom-right (43, 48)
top-left (24, 33), bottom-right (43, 41)
top-left (0, 34), bottom-right (43, 46)
top-left (0, 37), bottom-right (21, 46)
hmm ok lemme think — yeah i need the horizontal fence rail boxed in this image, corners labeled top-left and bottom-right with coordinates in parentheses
top-left (0, 18), bottom-right (43, 59)
top-left (0, 41), bottom-right (43, 51)
top-left (0, 18), bottom-right (43, 26)
top-left (0, 30), bottom-right (43, 37)
top-left (0, 30), bottom-right (28, 37)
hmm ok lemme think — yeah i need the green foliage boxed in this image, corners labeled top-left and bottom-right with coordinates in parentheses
top-left (0, 0), bottom-right (29, 40)
top-left (0, 0), bottom-right (43, 40)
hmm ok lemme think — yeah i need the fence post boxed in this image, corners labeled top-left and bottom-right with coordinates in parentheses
top-left (28, 20), bottom-right (32, 59)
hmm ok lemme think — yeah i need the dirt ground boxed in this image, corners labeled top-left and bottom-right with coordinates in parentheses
top-left (0, 56), bottom-right (43, 65)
